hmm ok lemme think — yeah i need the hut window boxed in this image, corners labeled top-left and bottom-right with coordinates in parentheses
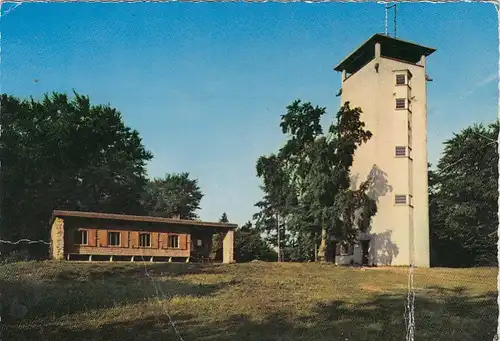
top-left (108, 232), bottom-right (121, 246)
top-left (168, 235), bottom-right (180, 248)
top-left (74, 230), bottom-right (88, 245)
top-left (139, 233), bottom-right (151, 247)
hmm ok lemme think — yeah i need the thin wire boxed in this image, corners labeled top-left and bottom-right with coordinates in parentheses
top-left (405, 264), bottom-right (415, 341)
top-left (384, 3), bottom-right (388, 36)
top-left (393, 3), bottom-right (397, 38)
top-left (139, 253), bottom-right (186, 341)
top-left (0, 239), bottom-right (50, 245)
top-left (0, 238), bottom-right (185, 341)
top-left (0, 2), bottom-right (22, 19)
top-left (495, 5), bottom-right (500, 341)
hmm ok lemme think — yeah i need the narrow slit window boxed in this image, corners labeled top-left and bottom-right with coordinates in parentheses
top-left (139, 233), bottom-right (151, 247)
top-left (395, 146), bottom-right (407, 157)
top-left (108, 232), bottom-right (121, 246)
top-left (395, 195), bottom-right (408, 205)
top-left (395, 98), bottom-right (406, 110)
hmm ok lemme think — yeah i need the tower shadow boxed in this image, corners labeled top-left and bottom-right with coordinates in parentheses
top-left (351, 164), bottom-right (398, 266)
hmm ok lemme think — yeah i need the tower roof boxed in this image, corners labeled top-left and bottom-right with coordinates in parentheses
top-left (334, 33), bottom-right (436, 74)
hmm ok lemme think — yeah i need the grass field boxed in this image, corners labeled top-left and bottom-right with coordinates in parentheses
top-left (1, 261), bottom-right (497, 341)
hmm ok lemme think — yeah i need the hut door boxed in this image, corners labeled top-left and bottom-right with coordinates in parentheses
top-left (361, 240), bottom-right (370, 266)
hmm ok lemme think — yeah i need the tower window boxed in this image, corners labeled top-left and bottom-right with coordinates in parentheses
top-left (396, 74), bottom-right (406, 85)
top-left (395, 195), bottom-right (408, 205)
top-left (395, 146), bottom-right (407, 157)
top-left (395, 98), bottom-right (406, 110)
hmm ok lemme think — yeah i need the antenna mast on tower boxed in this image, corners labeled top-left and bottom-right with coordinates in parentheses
top-left (384, 3), bottom-right (397, 38)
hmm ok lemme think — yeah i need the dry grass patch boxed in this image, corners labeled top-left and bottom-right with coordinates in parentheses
top-left (1, 261), bottom-right (496, 341)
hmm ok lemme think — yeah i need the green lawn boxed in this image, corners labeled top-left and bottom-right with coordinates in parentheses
top-left (1, 261), bottom-right (497, 341)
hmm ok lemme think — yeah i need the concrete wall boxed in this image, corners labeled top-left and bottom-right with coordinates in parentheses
top-left (222, 230), bottom-right (235, 264)
top-left (340, 44), bottom-right (430, 267)
top-left (335, 255), bottom-right (352, 265)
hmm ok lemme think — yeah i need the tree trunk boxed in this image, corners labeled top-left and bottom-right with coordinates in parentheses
top-left (277, 213), bottom-right (280, 262)
top-left (209, 233), bottom-right (221, 262)
top-left (282, 216), bottom-right (286, 262)
top-left (317, 223), bottom-right (329, 262)
top-left (314, 235), bottom-right (318, 262)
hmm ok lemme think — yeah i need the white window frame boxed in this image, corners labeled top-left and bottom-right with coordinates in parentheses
top-left (108, 231), bottom-right (121, 246)
top-left (395, 74), bottom-right (407, 85)
top-left (168, 235), bottom-right (180, 249)
top-left (139, 233), bottom-right (152, 248)
top-left (75, 230), bottom-right (88, 245)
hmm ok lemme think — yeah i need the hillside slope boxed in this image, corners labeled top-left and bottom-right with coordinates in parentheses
top-left (1, 261), bottom-right (497, 341)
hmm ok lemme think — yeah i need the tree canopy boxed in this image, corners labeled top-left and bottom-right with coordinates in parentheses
top-left (430, 121), bottom-right (498, 267)
top-left (219, 212), bottom-right (229, 223)
top-left (235, 221), bottom-right (277, 262)
top-left (255, 100), bottom-right (376, 262)
top-left (0, 92), bottom-right (152, 246)
top-left (141, 172), bottom-right (203, 219)
top-left (5, 90), bottom-right (495, 268)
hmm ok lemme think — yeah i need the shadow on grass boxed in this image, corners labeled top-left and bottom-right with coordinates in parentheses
top-left (3, 284), bottom-right (497, 341)
top-left (48, 261), bottom-right (227, 279)
top-left (0, 262), bottom-right (233, 328)
top-left (119, 261), bottom-right (228, 278)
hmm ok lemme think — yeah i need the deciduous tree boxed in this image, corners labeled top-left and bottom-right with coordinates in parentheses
top-left (235, 221), bottom-right (277, 262)
top-left (0, 92), bottom-right (152, 251)
top-left (141, 172), bottom-right (203, 219)
top-left (430, 121), bottom-right (498, 267)
top-left (255, 100), bottom-right (376, 262)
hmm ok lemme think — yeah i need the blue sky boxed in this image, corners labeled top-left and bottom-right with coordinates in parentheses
top-left (1, 2), bottom-right (498, 226)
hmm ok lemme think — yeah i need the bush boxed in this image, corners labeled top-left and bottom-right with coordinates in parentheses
top-left (0, 250), bottom-right (31, 264)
